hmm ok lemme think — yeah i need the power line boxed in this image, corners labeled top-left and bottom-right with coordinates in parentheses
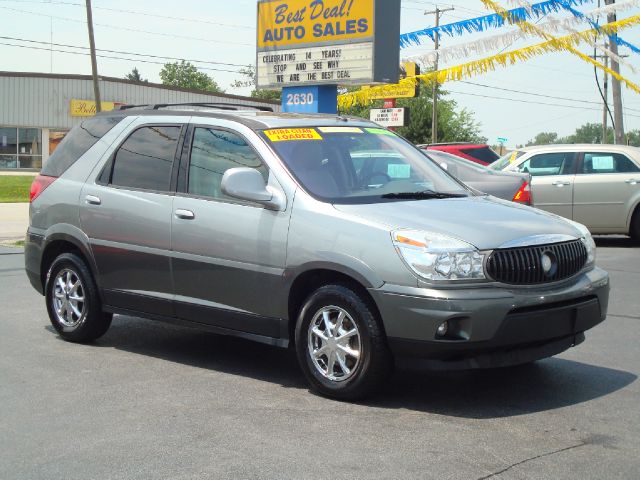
top-left (459, 80), bottom-right (640, 113)
top-left (0, 35), bottom-right (251, 68)
top-left (0, 6), bottom-right (253, 46)
top-left (446, 89), bottom-right (640, 119)
top-left (0, 41), bottom-right (246, 73)
top-left (0, 0), bottom-right (254, 29)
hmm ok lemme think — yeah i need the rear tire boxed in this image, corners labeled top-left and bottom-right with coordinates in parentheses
top-left (45, 253), bottom-right (112, 343)
top-left (295, 284), bottom-right (392, 400)
top-left (631, 207), bottom-right (640, 244)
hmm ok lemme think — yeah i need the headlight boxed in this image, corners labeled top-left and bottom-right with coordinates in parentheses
top-left (392, 230), bottom-right (486, 281)
top-left (567, 220), bottom-right (596, 268)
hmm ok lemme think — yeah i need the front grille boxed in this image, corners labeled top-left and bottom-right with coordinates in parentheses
top-left (486, 240), bottom-right (587, 285)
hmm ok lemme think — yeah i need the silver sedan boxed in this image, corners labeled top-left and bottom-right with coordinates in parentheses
top-left (490, 144), bottom-right (640, 241)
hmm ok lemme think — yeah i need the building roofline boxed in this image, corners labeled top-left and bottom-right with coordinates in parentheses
top-left (0, 70), bottom-right (280, 105)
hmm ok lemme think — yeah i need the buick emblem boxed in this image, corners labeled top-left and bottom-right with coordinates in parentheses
top-left (541, 251), bottom-right (557, 277)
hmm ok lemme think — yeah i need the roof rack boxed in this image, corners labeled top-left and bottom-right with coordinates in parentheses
top-left (116, 102), bottom-right (274, 112)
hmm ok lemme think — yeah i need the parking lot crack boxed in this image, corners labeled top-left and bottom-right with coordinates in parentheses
top-left (475, 442), bottom-right (586, 479)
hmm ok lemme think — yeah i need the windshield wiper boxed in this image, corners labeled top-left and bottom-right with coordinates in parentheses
top-left (381, 190), bottom-right (468, 200)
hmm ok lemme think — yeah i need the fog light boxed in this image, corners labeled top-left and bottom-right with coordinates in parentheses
top-left (436, 321), bottom-right (448, 337)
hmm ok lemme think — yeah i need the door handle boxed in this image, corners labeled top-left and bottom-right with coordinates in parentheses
top-left (551, 181), bottom-right (571, 187)
top-left (85, 195), bottom-right (101, 205)
top-left (175, 209), bottom-right (195, 220)
top-left (625, 179), bottom-right (639, 185)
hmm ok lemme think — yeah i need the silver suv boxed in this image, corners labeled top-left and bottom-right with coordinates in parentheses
top-left (26, 104), bottom-right (610, 399)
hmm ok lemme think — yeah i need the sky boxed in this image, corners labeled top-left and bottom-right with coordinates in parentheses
top-left (0, 0), bottom-right (639, 147)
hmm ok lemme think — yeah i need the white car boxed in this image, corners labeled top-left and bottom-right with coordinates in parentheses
top-left (490, 144), bottom-right (640, 241)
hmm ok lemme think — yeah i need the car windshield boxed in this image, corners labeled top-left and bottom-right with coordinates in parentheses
top-left (490, 150), bottom-right (525, 170)
top-left (260, 127), bottom-right (470, 204)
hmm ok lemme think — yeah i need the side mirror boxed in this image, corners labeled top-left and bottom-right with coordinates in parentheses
top-left (221, 168), bottom-right (285, 211)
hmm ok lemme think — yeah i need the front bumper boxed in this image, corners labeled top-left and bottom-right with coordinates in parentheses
top-left (369, 267), bottom-right (609, 369)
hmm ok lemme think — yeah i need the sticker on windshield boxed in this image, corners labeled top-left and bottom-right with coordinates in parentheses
top-left (365, 128), bottom-right (396, 136)
top-left (388, 164), bottom-right (411, 179)
top-left (509, 151), bottom-right (519, 163)
top-left (264, 128), bottom-right (322, 142)
top-left (318, 127), bottom-right (363, 133)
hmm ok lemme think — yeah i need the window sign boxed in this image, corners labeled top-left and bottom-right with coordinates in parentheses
top-left (388, 163), bottom-right (410, 179)
top-left (591, 156), bottom-right (615, 171)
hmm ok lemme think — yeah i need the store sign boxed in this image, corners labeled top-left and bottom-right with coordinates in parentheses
top-left (370, 107), bottom-right (409, 127)
top-left (360, 83), bottom-right (417, 100)
top-left (70, 99), bottom-right (116, 117)
top-left (256, 0), bottom-right (400, 89)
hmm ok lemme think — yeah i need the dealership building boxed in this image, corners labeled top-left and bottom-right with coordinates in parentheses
top-left (0, 71), bottom-right (279, 171)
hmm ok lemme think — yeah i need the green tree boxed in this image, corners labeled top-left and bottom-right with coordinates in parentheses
top-left (160, 60), bottom-right (223, 93)
top-left (339, 84), bottom-right (486, 145)
top-left (626, 129), bottom-right (640, 147)
top-left (125, 67), bottom-right (147, 83)
top-left (525, 131), bottom-right (559, 146)
top-left (231, 65), bottom-right (281, 101)
top-left (560, 123), bottom-right (614, 144)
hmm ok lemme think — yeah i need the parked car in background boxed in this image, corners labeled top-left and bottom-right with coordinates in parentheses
top-left (418, 142), bottom-right (500, 165)
top-left (490, 144), bottom-right (640, 241)
top-left (424, 149), bottom-right (532, 205)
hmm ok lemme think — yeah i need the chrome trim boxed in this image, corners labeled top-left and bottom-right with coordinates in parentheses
top-left (498, 234), bottom-right (578, 249)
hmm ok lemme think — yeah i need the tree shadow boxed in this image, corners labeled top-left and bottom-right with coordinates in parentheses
top-left (49, 315), bottom-right (636, 418)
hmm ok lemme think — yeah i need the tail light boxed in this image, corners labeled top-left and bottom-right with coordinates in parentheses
top-left (512, 180), bottom-right (532, 205)
top-left (29, 174), bottom-right (57, 202)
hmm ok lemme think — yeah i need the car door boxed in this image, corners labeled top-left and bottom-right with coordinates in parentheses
top-left (572, 151), bottom-right (640, 231)
top-left (80, 118), bottom-right (188, 316)
top-left (170, 123), bottom-right (290, 338)
top-left (511, 151), bottom-right (577, 219)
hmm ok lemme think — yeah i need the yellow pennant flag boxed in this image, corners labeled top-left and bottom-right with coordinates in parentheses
top-left (338, 13), bottom-right (640, 109)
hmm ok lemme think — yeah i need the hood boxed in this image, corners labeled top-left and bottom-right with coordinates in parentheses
top-left (333, 195), bottom-right (581, 250)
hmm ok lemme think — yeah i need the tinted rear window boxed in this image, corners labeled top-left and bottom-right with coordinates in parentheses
top-left (41, 116), bottom-right (123, 177)
top-left (460, 146), bottom-right (499, 163)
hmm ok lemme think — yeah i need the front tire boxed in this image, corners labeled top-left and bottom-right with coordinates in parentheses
top-left (45, 253), bottom-right (112, 343)
top-left (295, 284), bottom-right (392, 400)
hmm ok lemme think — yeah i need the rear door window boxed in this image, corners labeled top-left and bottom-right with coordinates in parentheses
top-left (581, 152), bottom-right (640, 174)
top-left (516, 152), bottom-right (576, 176)
top-left (109, 126), bottom-right (181, 191)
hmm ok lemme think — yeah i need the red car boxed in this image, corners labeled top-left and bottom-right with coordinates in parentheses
top-left (418, 142), bottom-right (500, 166)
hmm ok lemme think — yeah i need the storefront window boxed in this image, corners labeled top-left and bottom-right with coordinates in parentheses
top-left (0, 127), bottom-right (43, 169)
top-left (0, 128), bottom-right (17, 156)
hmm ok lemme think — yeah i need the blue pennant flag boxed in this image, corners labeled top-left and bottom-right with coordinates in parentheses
top-left (400, 0), bottom-right (593, 49)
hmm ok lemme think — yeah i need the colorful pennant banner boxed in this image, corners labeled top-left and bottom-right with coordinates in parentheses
top-left (399, 0), bottom-right (593, 48)
top-left (338, 15), bottom-right (640, 109)
top-left (556, 0), bottom-right (640, 56)
top-left (480, 0), bottom-right (640, 97)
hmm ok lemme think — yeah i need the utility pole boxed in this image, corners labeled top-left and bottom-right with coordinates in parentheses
top-left (593, 49), bottom-right (609, 143)
top-left (602, 52), bottom-right (609, 143)
top-left (85, 0), bottom-right (101, 113)
top-left (425, 5), bottom-right (454, 144)
top-left (605, 0), bottom-right (624, 144)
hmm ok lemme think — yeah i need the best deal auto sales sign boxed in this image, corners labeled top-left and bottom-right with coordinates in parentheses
top-left (256, 0), bottom-right (400, 88)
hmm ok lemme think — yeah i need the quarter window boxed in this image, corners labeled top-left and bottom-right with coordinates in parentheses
top-left (517, 152), bottom-right (575, 176)
top-left (582, 152), bottom-right (640, 174)
top-left (110, 126), bottom-right (181, 191)
top-left (188, 128), bottom-right (267, 200)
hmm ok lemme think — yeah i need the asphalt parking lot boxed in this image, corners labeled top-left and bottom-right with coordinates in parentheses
top-left (0, 238), bottom-right (638, 480)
